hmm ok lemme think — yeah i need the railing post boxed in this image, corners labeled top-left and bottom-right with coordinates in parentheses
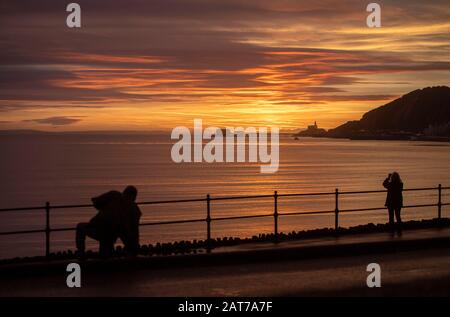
top-left (45, 201), bottom-right (50, 258)
top-left (274, 191), bottom-right (278, 241)
top-left (334, 188), bottom-right (339, 231)
top-left (438, 184), bottom-right (442, 220)
top-left (206, 194), bottom-right (211, 251)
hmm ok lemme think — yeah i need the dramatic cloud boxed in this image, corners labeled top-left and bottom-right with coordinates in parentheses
top-left (0, 0), bottom-right (449, 130)
top-left (22, 116), bottom-right (84, 126)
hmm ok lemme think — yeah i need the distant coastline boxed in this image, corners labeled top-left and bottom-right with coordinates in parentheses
top-left (293, 134), bottom-right (450, 142)
top-left (294, 86), bottom-right (450, 142)
top-left (2, 128), bottom-right (449, 142)
top-left (293, 127), bottom-right (450, 142)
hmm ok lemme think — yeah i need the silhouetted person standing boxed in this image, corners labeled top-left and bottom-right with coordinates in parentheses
top-left (383, 172), bottom-right (403, 235)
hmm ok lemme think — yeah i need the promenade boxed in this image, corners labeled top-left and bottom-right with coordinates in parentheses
top-left (1, 226), bottom-right (450, 296)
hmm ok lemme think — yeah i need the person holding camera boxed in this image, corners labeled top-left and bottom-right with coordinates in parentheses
top-left (383, 172), bottom-right (404, 235)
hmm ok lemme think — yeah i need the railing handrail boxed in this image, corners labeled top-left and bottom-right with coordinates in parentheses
top-left (0, 185), bottom-right (448, 213)
top-left (0, 184), bottom-right (447, 258)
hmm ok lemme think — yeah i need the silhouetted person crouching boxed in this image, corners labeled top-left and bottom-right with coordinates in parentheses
top-left (76, 190), bottom-right (122, 257)
top-left (383, 172), bottom-right (403, 235)
top-left (76, 185), bottom-right (141, 258)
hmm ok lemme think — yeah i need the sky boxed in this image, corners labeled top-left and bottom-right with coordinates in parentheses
top-left (0, 0), bottom-right (449, 131)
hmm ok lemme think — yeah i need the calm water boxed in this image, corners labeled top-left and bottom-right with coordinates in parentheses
top-left (1, 133), bottom-right (449, 259)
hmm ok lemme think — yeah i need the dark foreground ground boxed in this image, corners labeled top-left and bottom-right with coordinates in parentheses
top-left (3, 248), bottom-right (450, 296)
top-left (2, 227), bottom-right (450, 296)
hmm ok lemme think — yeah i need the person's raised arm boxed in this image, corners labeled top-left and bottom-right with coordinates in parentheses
top-left (383, 174), bottom-right (392, 189)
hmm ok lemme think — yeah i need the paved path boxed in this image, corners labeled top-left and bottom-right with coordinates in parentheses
top-left (2, 227), bottom-right (450, 296)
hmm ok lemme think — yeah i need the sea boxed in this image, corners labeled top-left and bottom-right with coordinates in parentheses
top-left (1, 132), bottom-right (449, 259)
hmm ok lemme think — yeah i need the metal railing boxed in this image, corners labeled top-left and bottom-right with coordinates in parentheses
top-left (0, 184), bottom-right (448, 258)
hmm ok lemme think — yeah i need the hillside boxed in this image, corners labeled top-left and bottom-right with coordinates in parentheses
top-left (327, 86), bottom-right (450, 139)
